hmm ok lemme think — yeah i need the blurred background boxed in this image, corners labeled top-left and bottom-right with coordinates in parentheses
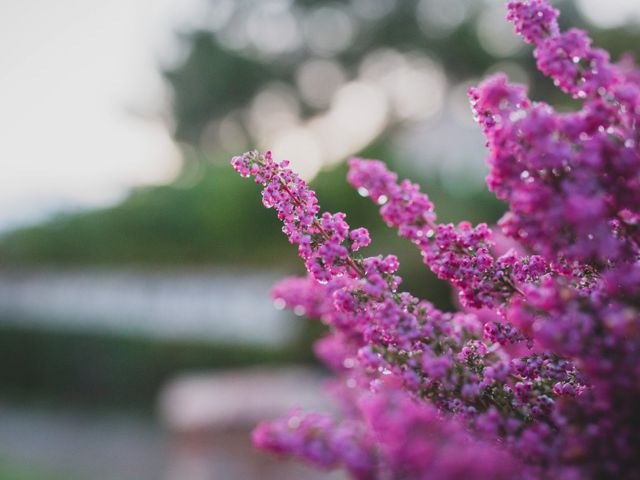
top-left (0, 0), bottom-right (639, 478)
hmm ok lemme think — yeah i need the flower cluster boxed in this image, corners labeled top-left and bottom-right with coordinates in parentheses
top-left (347, 157), bottom-right (547, 309)
top-left (471, 2), bottom-right (640, 271)
top-left (232, 148), bottom-right (580, 478)
top-left (232, 151), bottom-right (367, 283)
top-left (253, 384), bottom-right (521, 480)
top-left (231, 1), bottom-right (640, 478)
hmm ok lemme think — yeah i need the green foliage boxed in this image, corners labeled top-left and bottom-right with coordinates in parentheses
top-left (0, 322), bottom-right (319, 409)
top-left (0, 162), bottom-right (289, 267)
top-left (0, 459), bottom-right (71, 480)
top-left (165, 32), bottom-right (286, 143)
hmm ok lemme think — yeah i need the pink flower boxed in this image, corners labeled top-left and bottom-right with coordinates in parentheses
top-left (233, 2), bottom-right (640, 478)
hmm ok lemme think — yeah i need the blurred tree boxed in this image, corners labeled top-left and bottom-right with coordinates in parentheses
top-left (2, 0), bottom-right (639, 297)
top-left (165, 0), bottom-right (640, 154)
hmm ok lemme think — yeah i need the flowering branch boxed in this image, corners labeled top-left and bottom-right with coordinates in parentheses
top-left (346, 157), bottom-right (541, 310)
top-left (229, 1), bottom-right (640, 478)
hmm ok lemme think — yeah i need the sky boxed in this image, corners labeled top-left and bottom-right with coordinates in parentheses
top-left (0, 0), bottom-right (638, 231)
top-left (0, 0), bottom-right (206, 230)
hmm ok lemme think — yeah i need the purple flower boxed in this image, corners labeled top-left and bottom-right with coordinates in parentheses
top-left (233, 1), bottom-right (640, 478)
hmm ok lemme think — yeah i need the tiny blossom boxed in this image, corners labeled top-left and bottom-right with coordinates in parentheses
top-left (506, 0), bottom-right (559, 43)
top-left (271, 275), bottom-right (342, 319)
top-left (314, 334), bottom-right (355, 372)
top-left (421, 349), bottom-right (453, 380)
top-left (349, 228), bottom-right (371, 251)
top-left (484, 320), bottom-right (530, 347)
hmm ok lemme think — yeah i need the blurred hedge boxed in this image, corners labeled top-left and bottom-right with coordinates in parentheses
top-left (0, 459), bottom-right (70, 480)
top-left (0, 321), bottom-right (324, 410)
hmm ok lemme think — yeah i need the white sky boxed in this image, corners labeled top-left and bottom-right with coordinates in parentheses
top-left (0, 0), bottom-right (637, 231)
top-left (577, 0), bottom-right (640, 28)
top-left (0, 0), bottom-right (206, 230)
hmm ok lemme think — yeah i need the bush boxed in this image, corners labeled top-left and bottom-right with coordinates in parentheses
top-left (231, 2), bottom-right (640, 478)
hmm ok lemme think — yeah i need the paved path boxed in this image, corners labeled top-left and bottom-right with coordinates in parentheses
top-left (0, 402), bottom-right (347, 480)
top-left (0, 404), bottom-right (167, 480)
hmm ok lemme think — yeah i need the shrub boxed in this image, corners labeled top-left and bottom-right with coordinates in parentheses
top-left (232, 1), bottom-right (640, 478)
